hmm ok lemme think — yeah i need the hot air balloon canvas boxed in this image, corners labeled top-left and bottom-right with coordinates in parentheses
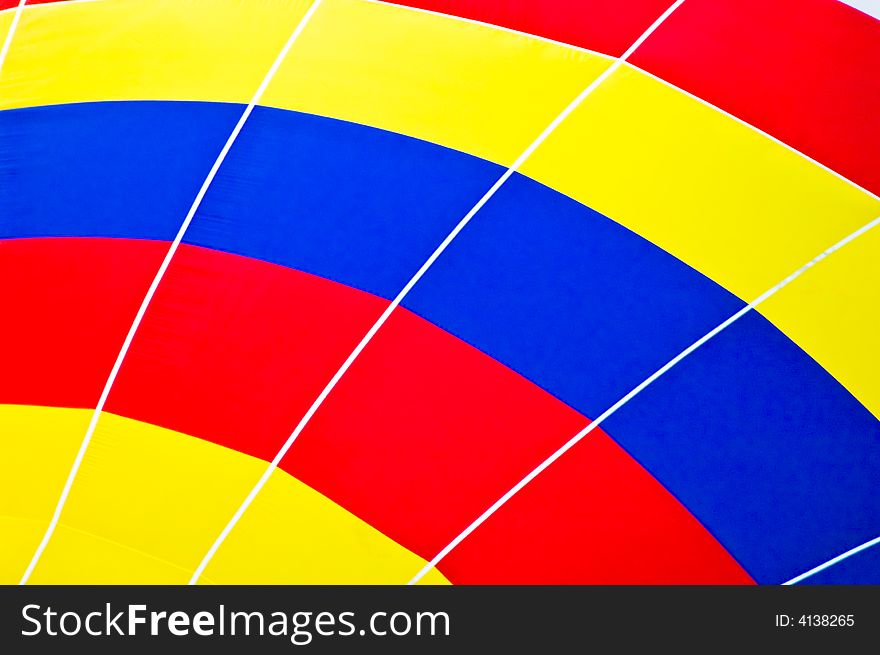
top-left (1, 0), bottom-right (878, 587)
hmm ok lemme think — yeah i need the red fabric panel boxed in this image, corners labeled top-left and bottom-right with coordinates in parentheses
top-left (439, 432), bottom-right (756, 584)
top-left (0, 237), bottom-right (166, 408)
top-left (3, 237), bottom-right (749, 582)
top-left (631, 0), bottom-right (880, 194)
top-left (282, 308), bottom-right (752, 583)
top-left (106, 243), bottom-right (388, 463)
top-left (387, 0), bottom-right (672, 56)
top-left (283, 305), bottom-right (589, 560)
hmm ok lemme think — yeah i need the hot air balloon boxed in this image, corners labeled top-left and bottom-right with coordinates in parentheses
top-left (1, 0), bottom-right (878, 586)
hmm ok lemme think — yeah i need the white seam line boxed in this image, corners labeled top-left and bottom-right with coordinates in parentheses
top-left (17, 0), bottom-right (325, 586)
top-left (187, 0), bottom-right (689, 586)
top-left (784, 534), bottom-right (880, 585)
top-left (0, 0), bottom-right (26, 78)
top-left (408, 213), bottom-right (880, 585)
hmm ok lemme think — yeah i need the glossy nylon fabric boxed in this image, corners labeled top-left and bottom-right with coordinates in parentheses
top-left (1, 0), bottom-right (879, 584)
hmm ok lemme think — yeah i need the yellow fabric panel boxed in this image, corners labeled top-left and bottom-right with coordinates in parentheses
top-left (759, 222), bottom-right (880, 420)
top-left (0, 518), bottom-right (44, 584)
top-left (1, 0), bottom-right (608, 165)
top-left (0, 0), bottom-right (312, 110)
top-left (26, 410), bottom-right (270, 583)
top-left (27, 523), bottom-right (196, 585)
top-left (0, 406), bottom-right (446, 583)
top-left (201, 468), bottom-right (450, 584)
top-left (0, 9), bottom-right (12, 49)
top-left (250, 0), bottom-right (611, 165)
top-left (520, 64), bottom-right (880, 301)
top-left (0, 405), bottom-right (88, 583)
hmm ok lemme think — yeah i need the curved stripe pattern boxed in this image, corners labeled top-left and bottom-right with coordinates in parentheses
top-left (391, 0), bottom-right (880, 195)
top-left (278, 306), bottom-right (754, 584)
top-left (0, 100), bottom-right (740, 419)
top-left (520, 64), bottom-right (880, 303)
top-left (3, 231), bottom-right (877, 584)
top-left (0, 101), bottom-right (502, 298)
top-left (4, 100), bottom-right (877, 423)
top-left (0, 239), bottom-right (754, 584)
top-left (0, 404), bottom-right (449, 584)
top-left (13, 231), bottom-right (878, 583)
top-left (0, 0), bottom-right (610, 165)
top-left (2, 96), bottom-right (879, 582)
top-left (2, 0), bottom-right (878, 584)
